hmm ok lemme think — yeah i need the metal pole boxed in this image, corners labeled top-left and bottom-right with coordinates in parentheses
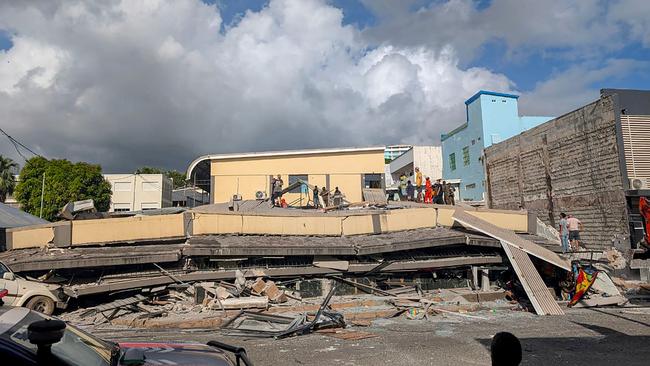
top-left (132, 174), bottom-right (137, 211)
top-left (39, 173), bottom-right (45, 218)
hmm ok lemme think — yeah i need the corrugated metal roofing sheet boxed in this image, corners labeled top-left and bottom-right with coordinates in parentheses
top-left (452, 209), bottom-right (570, 271)
top-left (501, 243), bottom-right (564, 315)
top-left (0, 202), bottom-right (48, 228)
top-left (451, 208), bottom-right (566, 315)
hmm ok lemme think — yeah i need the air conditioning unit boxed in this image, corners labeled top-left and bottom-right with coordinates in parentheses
top-left (629, 177), bottom-right (649, 190)
top-left (255, 191), bottom-right (267, 200)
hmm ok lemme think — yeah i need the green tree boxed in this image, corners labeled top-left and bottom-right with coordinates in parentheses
top-left (135, 166), bottom-right (187, 189)
top-left (0, 155), bottom-right (18, 202)
top-left (15, 157), bottom-right (112, 220)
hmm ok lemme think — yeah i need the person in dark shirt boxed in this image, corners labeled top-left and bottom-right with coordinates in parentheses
top-left (433, 179), bottom-right (444, 204)
top-left (313, 186), bottom-right (320, 208)
top-left (406, 180), bottom-right (415, 201)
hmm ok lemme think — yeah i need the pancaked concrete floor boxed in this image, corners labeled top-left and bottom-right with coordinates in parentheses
top-left (87, 306), bottom-right (650, 365)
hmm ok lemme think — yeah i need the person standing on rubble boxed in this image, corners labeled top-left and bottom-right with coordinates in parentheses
top-left (448, 184), bottom-right (455, 205)
top-left (313, 186), bottom-right (320, 209)
top-left (415, 167), bottom-right (423, 201)
top-left (559, 212), bottom-right (570, 253)
top-left (443, 180), bottom-right (451, 204)
top-left (272, 174), bottom-right (283, 207)
top-left (333, 187), bottom-right (342, 206)
top-left (399, 173), bottom-right (407, 201)
top-left (424, 177), bottom-right (433, 203)
top-left (406, 180), bottom-right (415, 201)
top-left (434, 179), bottom-right (444, 204)
top-left (567, 214), bottom-right (583, 250)
top-left (320, 186), bottom-right (329, 207)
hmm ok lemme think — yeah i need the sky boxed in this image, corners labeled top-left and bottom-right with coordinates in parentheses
top-left (1, 0), bottom-right (649, 173)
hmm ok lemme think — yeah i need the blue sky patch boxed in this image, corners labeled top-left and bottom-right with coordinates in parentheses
top-left (0, 30), bottom-right (13, 51)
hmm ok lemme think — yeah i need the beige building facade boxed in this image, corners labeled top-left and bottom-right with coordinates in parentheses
top-left (103, 174), bottom-right (173, 212)
top-left (187, 147), bottom-right (386, 204)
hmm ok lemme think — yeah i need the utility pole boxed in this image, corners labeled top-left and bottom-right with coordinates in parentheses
top-left (39, 173), bottom-right (45, 218)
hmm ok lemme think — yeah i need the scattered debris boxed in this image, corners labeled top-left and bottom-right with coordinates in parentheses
top-left (317, 328), bottom-right (379, 341)
top-left (220, 286), bottom-right (344, 339)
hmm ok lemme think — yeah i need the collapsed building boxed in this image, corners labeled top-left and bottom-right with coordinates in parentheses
top-left (1, 199), bottom-right (601, 319)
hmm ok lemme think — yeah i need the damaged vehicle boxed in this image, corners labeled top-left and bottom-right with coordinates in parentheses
top-left (0, 261), bottom-right (66, 315)
top-left (0, 296), bottom-right (253, 366)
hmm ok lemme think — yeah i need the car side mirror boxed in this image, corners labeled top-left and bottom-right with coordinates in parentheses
top-left (2, 272), bottom-right (15, 281)
top-left (28, 319), bottom-right (66, 359)
top-left (121, 348), bottom-right (146, 366)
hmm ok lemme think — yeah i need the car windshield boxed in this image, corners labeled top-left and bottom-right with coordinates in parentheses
top-left (0, 311), bottom-right (114, 366)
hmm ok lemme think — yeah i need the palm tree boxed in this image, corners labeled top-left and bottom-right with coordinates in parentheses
top-left (0, 155), bottom-right (18, 203)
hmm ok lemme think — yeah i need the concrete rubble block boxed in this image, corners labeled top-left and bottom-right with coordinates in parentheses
top-left (605, 249), bottom-right (627, 269)
top-left (208, 296), bottom-right (269, 310)
top-left (250, 278), bottom-right (267, 295)
top-left (215, 286), bottom-right (232, 300)
top-left (234, 269), bottom-right (246, 292)
top-left (262, 281), bottom-right (288, 303)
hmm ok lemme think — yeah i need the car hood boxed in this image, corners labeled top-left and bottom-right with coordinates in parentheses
top-left (118, 342), bottom-right (234, 366)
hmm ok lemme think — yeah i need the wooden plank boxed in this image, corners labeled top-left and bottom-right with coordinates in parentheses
top-left (501, 243), bottom-right (564, 315)
top-left (452, 209), bottom-right (570, 271)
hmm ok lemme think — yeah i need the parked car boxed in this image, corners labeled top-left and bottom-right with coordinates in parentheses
top-left (0, 299), bottom-right (253, 366)
top-left (0, 261), bottom-right (65, 315)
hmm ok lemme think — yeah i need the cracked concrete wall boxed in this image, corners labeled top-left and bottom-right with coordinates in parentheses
top-left (485, 95), bottom-right (629, 250)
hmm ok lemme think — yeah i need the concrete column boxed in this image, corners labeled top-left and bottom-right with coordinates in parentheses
top-left (321, 278), bottom-right (332, 297)
top-left (481, 269), bottom-right (490, 292)
top-left (471, 266), bottom-right (479, 290)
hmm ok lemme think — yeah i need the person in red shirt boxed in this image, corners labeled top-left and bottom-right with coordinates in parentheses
top-left (424, 177), bottom-right (433, 203)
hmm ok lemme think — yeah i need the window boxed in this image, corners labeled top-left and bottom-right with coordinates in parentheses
top-left (449, 153), bottom-right (456, 171)
top-left (462, 146), bottom-right (470, 166)
top-left (466, 183), bottom-right (476, 189)
top-left (142, 181), bottom-right (158, 191)
top-left (0, 262), bottom-right (9, 277)
top-left (113, 203), bottom-right (131, 212)
top-left (471, 139), bottom-right (475, 145)
top-left (113, 182), bottom-right (131, 191)
top-left (288, 175), bottom-right (308, 193)
top-left (141, 202), bottom-right (159, 210)
top-left (364, 174), bottom-right (382, 189)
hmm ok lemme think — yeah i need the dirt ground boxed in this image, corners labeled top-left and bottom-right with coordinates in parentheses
top-left (86, 306), bottom-right (650, 365)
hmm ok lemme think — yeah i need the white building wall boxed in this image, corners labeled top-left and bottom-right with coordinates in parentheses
top-left (413, 146), bottom-right (442, 181)
top-left (103, 174), bottom-right (173, 212)
top-left (387, 146), bottom-right (442, 186)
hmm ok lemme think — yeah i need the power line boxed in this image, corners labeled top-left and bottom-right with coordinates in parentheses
top-left (0, 127), bottom-right (42, 161)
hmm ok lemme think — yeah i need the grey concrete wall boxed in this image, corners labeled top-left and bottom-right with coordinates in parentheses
top-left (485, 95), bottom-right (629, 250)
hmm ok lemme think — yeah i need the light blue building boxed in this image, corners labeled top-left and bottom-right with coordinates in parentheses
top-left (441, 91), bottom-right (553, 202)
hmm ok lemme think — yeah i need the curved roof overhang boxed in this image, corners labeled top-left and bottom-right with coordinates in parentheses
top-left (186, 146), bottom-right (385, 183)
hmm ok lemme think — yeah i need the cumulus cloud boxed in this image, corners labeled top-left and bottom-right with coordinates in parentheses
top-left (519, 58), bottom-right (650, 116)
top-left (0, 0), bottom-right (515, 172)
top-left (361, 0), bottom-right (644, 63)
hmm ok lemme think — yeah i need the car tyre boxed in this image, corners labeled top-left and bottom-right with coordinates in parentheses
top-left (25, 296), bottom-right (55, 315)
